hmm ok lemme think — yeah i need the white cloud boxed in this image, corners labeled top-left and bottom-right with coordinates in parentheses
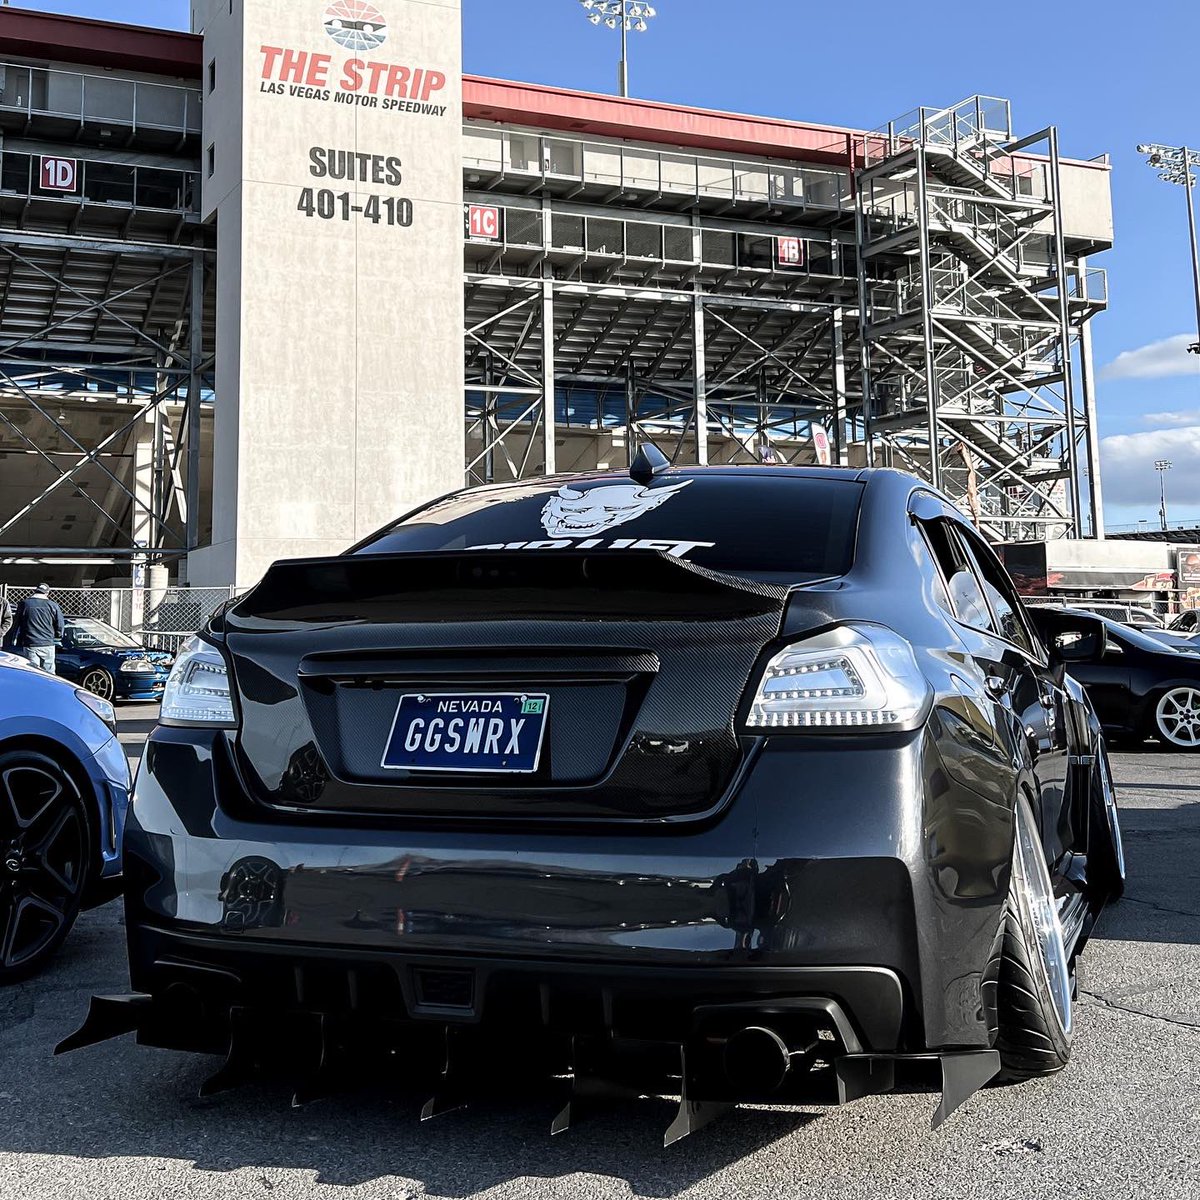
top-left (1143, 410), bottom-right (1200, 426)
top-left (1100, 334), bottom-right (1200, 381)
top-left (1099, 425), bottom-right (1200, 507)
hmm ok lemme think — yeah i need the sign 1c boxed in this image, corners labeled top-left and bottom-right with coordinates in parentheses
top-left (40, 157), bottom-right (79, 193)
top-left (466, 203), bottom-right (502, 241)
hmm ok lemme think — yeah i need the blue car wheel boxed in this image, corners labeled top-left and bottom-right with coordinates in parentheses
top-left (0, 749), bottom-right (91, 982)
top-left (79, 667), bottom-right (115, 703)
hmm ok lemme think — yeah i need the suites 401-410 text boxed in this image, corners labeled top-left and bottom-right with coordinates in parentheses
top-left (296, 188), bottom-right (414, 226)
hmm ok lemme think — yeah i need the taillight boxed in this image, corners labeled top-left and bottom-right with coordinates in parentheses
top-left (159, 636), bottom-right (238, 729)
top-left (744, 624), bottom-right (930, 730)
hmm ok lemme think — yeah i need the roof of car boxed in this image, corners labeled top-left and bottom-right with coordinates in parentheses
top-left (467, 464), bottom-right (945, 494)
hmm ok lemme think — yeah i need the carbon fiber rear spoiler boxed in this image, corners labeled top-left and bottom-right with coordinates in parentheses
top-left (221, 550), bottom-right (790, 628)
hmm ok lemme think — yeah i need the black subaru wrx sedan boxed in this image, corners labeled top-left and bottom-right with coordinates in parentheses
top-left (62, 460), bottom-right (1124, 1141)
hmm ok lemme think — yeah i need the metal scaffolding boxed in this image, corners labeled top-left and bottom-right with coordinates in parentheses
top-left (461, 124), bottom-right (862, 487)
top-left (1, 75), bottom-right (1109, 583)
top-left (460, 98), bottom-right (1108, 541)
top-left (855, 97), bottom-right (1107, 540)
top-left (0, 58), bottom-right (213, 581)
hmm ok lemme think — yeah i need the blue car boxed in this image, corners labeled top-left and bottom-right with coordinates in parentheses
top-left (55, 617), bottom-right (173, 703)
top-left (0, 652), bottom-right (131, 981)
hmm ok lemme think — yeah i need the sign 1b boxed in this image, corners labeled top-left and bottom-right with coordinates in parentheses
top-left (40, 157), bottom-right (79, 193)
top-left (777, 236), bottom-right (804, 268)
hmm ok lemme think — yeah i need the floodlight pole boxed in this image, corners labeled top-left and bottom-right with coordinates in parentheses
top-left (580, 0), bottom-right (655, 99)
top-left (1184, 148), bottom-right (1200, 351)
top-left (1138, 143), bottom-right (1200, 362)
top-left (1156, 460), bottom-right (1172, 532)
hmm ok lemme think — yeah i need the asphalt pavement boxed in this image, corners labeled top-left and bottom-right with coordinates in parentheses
top-left (0, 705), bottom-right (1196, 1200)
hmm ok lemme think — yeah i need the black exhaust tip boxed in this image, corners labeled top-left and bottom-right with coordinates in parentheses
top-left (722, 1026), bottom-right (792, 1094)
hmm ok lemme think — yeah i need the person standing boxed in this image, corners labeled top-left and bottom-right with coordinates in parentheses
top-left (13, 584), bottom-right (65, 674)
top-left (0, 593), bottom-right (13, 648)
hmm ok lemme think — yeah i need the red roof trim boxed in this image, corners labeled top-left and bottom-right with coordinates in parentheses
top-left (0, 7), bottom-right (202, 79)
top-left (0, 13), bottom-right (1108, 172)
top-left (463, 76), bottom-right (857, 166)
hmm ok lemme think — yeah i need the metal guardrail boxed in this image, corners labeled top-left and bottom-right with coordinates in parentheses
top-left (466, 202), bottom-right (845, 278)
top-left (0, 62), bottom-right (202, 136)
top-left (464, 124), bottom-right (852, 213)
top-left (866, 96), bottom-right (1014, 166)
top-left (1, 150), bottom-right (199, 214)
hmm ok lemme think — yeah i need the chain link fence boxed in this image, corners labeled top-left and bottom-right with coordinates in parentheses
top-left (1021, 592), bottom-right (1197, 627)
top-left (1, 585), bottom-right (236, 654)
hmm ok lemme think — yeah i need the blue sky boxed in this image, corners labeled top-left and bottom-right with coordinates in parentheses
top-left (25, 0), bottom-right (1200, 528)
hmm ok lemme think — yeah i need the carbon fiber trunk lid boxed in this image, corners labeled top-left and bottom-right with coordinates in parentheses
top-left (219, 551), bottom-right (788, 822)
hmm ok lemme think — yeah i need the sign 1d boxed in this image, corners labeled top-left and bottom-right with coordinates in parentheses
top-left (40, 157), bottom-right (79, 193)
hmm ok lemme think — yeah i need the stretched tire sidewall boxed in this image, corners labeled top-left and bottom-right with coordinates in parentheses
top-left (995, 794), bottom-right (1073, 1081)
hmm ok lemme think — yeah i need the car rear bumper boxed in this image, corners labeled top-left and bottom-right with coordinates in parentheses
top-left (124, 723), bottom-right (1014, 1055)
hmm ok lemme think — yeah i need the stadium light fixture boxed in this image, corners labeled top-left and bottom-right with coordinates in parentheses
top-left (1138, 143), bottom-right (1200, 362)
top-left (578, 0), bottom-right (658, 98)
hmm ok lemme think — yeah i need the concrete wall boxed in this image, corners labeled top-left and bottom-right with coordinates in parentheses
top-left (189, 0), bottom-right (464, 589)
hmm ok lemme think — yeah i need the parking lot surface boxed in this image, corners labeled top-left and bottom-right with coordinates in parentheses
top-left (0, 705), bottom-right (1196, 1200)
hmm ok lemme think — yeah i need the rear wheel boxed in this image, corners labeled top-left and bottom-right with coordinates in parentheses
top-left (995, 795), bottom-right (1073, 1081)
top-left (0, 751), bottom-right (91, 983)
top-left (1153, 687), bottom-right (1200, 750)
top-left (81, 667), bottom-right (115, 702)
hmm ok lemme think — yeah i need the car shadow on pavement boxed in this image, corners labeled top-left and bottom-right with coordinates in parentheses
top-left (0, 1031), bottom-right (820, 1194)
top-left (1088, 803), bottom-right (1200, 948)
top-left (0, 909), bottom-right (820, 1196)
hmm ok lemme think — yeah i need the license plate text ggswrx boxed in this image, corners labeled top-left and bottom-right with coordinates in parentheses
top-left (381, 692), bottom-right (550, 774)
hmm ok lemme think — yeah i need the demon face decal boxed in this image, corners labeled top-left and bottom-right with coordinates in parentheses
top-left (540, 481), bottom-right (691, 539)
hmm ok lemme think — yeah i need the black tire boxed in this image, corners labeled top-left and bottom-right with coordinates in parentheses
top-left (1088, 742), bottom-right (1125, 901)
top-left (0, 750), bottom-right (91, 984)
top-left (995, 796), bottom-right (1073, 1081)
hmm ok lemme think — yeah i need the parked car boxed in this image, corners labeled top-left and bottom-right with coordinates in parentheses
top-left (1028, 606), bottom-right (1200, 750)
top-left (1050, 601), bottom-right (1165, 630)
top-left (0, 652), bottom-right (131, 981)
top-left (1172, 609), bottom-right (1200, 633)
top-left (54, 617), bottom-right (173, 703)
top-left (61, 463), bottom-right (1123, 1139)
top-left (1139, 627), bottom-right (1200, 655)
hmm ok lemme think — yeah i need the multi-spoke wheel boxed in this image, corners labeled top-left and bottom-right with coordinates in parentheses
top-left (0, 751), bottom-right (90, 983)
top-left (1154, 687), bottom-right (1200, 750)
top-left (81, 668), bottom-right (115, 703)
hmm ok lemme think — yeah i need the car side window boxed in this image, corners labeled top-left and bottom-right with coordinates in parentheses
top-left (956, 527), bottom-right (1038, 658)
top-left (909, 524), bottom-right (955, 615)
top-left (918, 519), bottom-right (996, 633)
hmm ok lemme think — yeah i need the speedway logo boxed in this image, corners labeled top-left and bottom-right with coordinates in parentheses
top-left (324, 1), bottom-right (388, 51)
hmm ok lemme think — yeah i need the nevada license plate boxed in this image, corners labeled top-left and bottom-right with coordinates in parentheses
top-left (381, 692), bottom-right (550, 774)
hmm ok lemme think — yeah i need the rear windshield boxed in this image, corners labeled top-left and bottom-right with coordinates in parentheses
top-left (354, 474), bottom-right (863, 582)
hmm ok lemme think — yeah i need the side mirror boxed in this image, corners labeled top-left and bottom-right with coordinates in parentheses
top-left (1051, 627), bottom-right (1105, 663)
